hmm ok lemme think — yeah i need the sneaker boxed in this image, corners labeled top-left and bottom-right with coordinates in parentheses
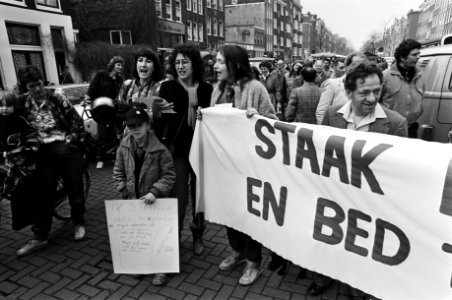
top-left (16, 239), bottom-right (48, 257)
top-left (152, 273), bottom-right (167, 286)
top-left (193, 237), bottom-right (205, 256)
top-left (219, 253), bottom-right (245, 271)
top-left (74, 225), bottom-right (86, 241)
top-left (239, 265), bottom-right (263, 286)
top-left (96, 161), bottom-right (104, 169)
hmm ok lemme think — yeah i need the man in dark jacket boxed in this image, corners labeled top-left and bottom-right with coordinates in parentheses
top-left (85, 56), bottom-right (124, 168)
top-left (285, 67), bottom-right (321, 124)
top-left (273, 60), bottom-right (288, 118)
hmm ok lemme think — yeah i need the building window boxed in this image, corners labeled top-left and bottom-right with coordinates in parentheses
top-left (36, 0), bottom-right (59, 8)
top-left (199, 23), bottom-right (204, 42)
top-left (12, 50), bottom-right (46, 79)
top-left (199, 0), bottom-right (203, 14)
top-left (175, 0), bottom-right (181, 22)
top-left (193, 0), bottom-right (197, 13)
top-left (212, 0), bottom-right (217, 10)
top-left (206, 0), bottom-right (211, 8)
top-left (193, 23), bottom-right (198, 41)
top-left (207, 16), bottom-right (211, 35)
top-left (219, 19), bottom-right (223, 37)
top-left (110, 30), bottom-right (132, 45)
top-left (273, 35), bottom-right (277, 45)
top-left (1, 0), bottom-right (26, 6)
top-left (218, 0), bottom-right (223, 11)
top-left (6, 22), bottom-right (46, 80)
top-left (155, 0), bottom-right (162, 17)
top-left (165, 0), bottom-right (172, 20)
top-left (187, 21), bottom-right (192, 40)
top-left (6, 23), bottom-right (41, 46)
top-left (213, 18), bottom-right (217, 36)
top-left (187, 0), bottom-right (191, 11)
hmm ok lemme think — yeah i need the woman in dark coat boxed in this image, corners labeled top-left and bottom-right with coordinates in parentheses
top-left (156, 44), bottom-right (213, 256)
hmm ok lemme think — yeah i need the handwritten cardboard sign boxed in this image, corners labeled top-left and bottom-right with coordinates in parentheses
top-left (105, 199), bottom-right (179, 274)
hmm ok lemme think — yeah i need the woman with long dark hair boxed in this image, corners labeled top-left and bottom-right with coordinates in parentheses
top-left (285, 60), bottom-right (304, 97)
top-left (156, 44), bottom-right (213, 256)
top-left (210, 45), bottom-right (276, 286)
top-left (118, 48), bottom-right (163, 106)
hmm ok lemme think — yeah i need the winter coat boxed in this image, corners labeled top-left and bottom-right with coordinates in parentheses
top-left (380, 63), bottom-right (424, 125)
top-left (113, 132), bottom-right (176, 198)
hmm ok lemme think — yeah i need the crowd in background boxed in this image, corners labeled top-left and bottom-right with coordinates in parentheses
top-left (0, 38), bottom-right (423, 300)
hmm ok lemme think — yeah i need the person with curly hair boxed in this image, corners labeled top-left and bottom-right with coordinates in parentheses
top-left (155, 44), bottom-right (213, 256)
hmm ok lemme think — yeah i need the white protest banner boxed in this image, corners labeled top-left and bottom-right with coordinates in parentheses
top-left (190, 107), bottom-right (452, 300)
top-left (105, 199), bottom-right (179, 274)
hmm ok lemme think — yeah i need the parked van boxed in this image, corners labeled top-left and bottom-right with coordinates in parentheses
top-left (417, 45), bottom-right (452, 142)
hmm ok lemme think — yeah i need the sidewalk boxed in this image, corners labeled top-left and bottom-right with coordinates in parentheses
top-left (0, 163), bottom-right (350, 300)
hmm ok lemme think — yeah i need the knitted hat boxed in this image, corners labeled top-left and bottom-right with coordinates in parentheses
top-left (124, 107), bottom-right (149, 126)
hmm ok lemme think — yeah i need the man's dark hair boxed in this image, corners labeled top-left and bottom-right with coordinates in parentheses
top-left (345, 52), bottom-right (367, 67)
top-left (344, 62), bottom-right (383, 92)
top-left (394, 39), bottom-right (421, 63)
top-left (303, 61), bottom-right (314, 68)
top-left (169, 44), bottom-right (205, 83)
top-left (17, 65), bottom-right (43, 93)
top-left (132, 48), bottom-right (163, 82)
top-left (259, 61), bottom-right (273, 71)
top-left (301, 67), bottom-right (317, 82)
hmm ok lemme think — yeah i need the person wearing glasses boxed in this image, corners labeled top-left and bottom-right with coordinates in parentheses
top-left (209, 45), bottom-right (277, 286)
top-left (113, 106), bottom-right (176, 286)
top-left (155, 44), bottom-right (213, 256)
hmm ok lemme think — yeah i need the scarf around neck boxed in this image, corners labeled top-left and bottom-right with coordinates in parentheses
top-left (177, 78), bottom-right (199, 128)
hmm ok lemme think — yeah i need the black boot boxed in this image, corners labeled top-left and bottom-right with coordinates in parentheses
top-left (267, 252), bottom-right (289, 275)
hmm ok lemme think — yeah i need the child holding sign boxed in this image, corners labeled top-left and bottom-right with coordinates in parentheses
top-left (113, 106), bottom-right (176, 285)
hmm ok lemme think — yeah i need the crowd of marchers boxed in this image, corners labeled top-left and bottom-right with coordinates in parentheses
top-left (0, 38), bottom-right (423, 299)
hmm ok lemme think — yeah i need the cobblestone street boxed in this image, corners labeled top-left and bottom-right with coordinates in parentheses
top-left (0, 163), bottom-right (351, 300)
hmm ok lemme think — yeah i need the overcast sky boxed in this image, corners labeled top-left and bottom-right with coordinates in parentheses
top-left (299, 0), bottom-right (423, 49)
